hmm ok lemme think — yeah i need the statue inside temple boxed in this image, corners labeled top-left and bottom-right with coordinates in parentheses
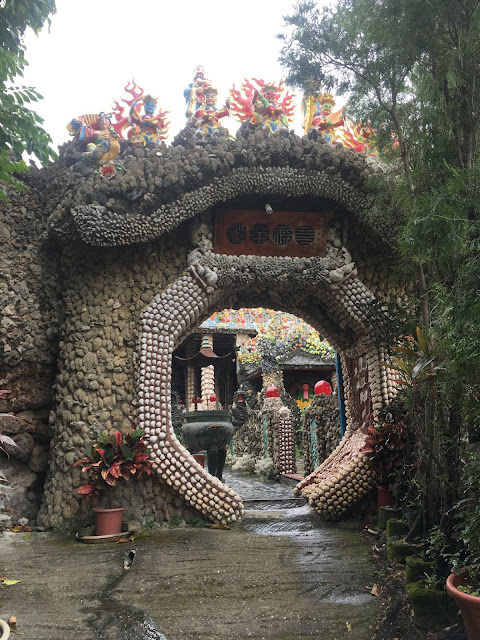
top-left (230, 78), bottom-right (295, 133)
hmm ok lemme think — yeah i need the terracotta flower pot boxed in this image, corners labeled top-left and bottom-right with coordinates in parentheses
top-left (193, 454), bottom-right (205, 467)
top-left (446, 570), bottom-right (480, 640)
top-left (377, 486), bottom-right (395, 512)
top-left (93, 506), bottom-right (124, 536)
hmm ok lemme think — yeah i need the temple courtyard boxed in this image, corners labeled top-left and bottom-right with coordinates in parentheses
top-left (1, 470), bottom-right (379, 640)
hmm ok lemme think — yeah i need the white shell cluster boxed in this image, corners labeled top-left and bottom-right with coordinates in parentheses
top-left (138, 266), bottom-right (243, 525)
top-left (294, 430), bottom-right (375, 519)
top-left (277, 407), bottom-right (296, 475)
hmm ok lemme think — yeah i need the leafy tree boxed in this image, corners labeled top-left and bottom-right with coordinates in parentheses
top-left (280, 0), bottom-right (480, 326)
top-left (0, 0), bottom-right (57, 202)
top-left (279, 0), bottom-right (480, 541)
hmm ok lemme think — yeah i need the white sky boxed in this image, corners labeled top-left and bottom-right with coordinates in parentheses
top-left (21, 0), bottom-right (325, 152)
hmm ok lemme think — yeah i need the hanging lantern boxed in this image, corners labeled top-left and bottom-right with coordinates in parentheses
top-left (314, 380), bottom-right (332, 396)
top-left (266, 385), bottom-right (280, 398)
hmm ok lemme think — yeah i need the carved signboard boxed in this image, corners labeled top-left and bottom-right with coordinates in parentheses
top-left (214, 209), bottom-right (328, 258)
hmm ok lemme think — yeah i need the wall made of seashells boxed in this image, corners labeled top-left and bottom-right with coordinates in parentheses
top-left (0, 126), bottom-right (414, 528)
top-left (37, 230), bottom-right (195, 529)
top-left (37, 228), bottom-right (403, 528)
top-left (233, 410), bottom-right (264, 460)
top-left (302, 394), bottom-right (341, 477)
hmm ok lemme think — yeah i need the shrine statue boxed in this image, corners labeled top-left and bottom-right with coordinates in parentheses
top-left (230, 78), bottom-right (295, 133)
top-left (66, 112), bottom-right (121, 167)
top-left (129, 94), bottom-right (169, 146)
top-left (302, 92), bottom-right (345, 143)
top-left (303, 91), bottom-right (377, 154)
top-left (112, 80), bottom-right (169, 145)
top-left (341, 120), bottom-right (377, 155)
top-left (184, 65), bottom-right (212, 118)
top-left (191, 86), bottom-right (230, 136)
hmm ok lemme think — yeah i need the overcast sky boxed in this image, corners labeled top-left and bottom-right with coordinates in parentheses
top-left (21, 0), bottom-right (330, 152)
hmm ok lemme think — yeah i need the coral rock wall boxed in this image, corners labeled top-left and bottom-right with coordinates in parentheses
top-left (0, 128), bottom-right (412, 527)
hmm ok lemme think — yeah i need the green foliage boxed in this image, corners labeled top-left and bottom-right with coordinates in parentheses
top-left (280, 0), bottom-right (480, 169)
top-left (280, 0), bottom-right (480, 550)
top-left (0, 0), bottom-right (57, 201)
top-left (361, 401), bottom-right (408, 485)
top-left (453, 453), bottom-right (480, 571)
top-left (73, 429), bottom-right (152, 504)
top-left (168, 516), bottom-right (183, 528)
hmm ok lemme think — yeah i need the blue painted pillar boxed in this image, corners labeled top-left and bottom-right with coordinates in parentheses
top-left (335, 352), bottom-right (347, 437)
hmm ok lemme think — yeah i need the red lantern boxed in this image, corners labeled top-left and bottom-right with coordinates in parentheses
top-left (314, 380), bottom-right (332, 396)
top-left (266, 385), bottom-right (280, 398)
top-left (209, 393), bottom-right (216, 403)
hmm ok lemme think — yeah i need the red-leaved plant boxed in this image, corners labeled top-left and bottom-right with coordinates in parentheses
top-left (73, 428), bottom-right (152, 505)
top-left (361, 406), bottom-right (408, 487)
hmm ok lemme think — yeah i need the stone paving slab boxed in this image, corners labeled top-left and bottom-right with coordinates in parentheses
top-left (0, 471), bottom-right (379, 640)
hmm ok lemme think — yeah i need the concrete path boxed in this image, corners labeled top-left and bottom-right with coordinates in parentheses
top-left (0, 470), bottom-right (379, 640)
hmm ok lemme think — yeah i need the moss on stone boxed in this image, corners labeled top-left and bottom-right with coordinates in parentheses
top-left (406, 580), bottom-right (450, 630)
top-left (377, 505), bottom-right (402, 530)
top-left (387, 537), bottom-right (418, 563)
top-left (387, 518), bottom-right (409, 538)
top-left (405, 556), bottom-right (435, 584)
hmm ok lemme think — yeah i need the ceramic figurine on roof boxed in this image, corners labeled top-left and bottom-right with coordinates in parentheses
top-left (112, 80), bottom-right (169, 145)
top-left (190, 86), bottom-right (230, 137)
top-left (230, 78), bottom-right (295, 133)
top-left (340, 119), bottom-right (377, 155)
top-left (302, 92), bottom-right (345, 143)
top-left (66, 112), bottom-right (121, 168)
top-left (184, 65), bottom-right (212, 117)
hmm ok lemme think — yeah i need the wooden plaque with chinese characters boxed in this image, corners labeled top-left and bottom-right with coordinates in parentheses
top-left (214, 209), bottom-right (329, 258)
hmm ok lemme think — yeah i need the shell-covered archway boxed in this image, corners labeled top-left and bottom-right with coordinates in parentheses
top-left (139, 246), bottom-right (398, 524)
top-left (7, 127), bottom-right (409, 530)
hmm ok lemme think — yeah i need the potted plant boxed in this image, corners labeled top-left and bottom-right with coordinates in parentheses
top-left (361, 403), bottom-right (408, 510)
top-left (73, 428), bottom-right (152, 536)
top-left (445, 452), bottom-right (480, 639)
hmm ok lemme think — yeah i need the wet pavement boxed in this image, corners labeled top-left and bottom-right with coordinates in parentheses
top-left (0, 469), bottom-right (379, 640)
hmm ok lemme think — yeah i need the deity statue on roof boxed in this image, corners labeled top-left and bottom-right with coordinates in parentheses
top-left (302, 92), bottom-right (345, 143)
top-left (303, 91), bottom-right (377, 154)
top-left (112, 80), bottom-right (169, 146)
top-left (66, 112), bottom-right (121, 168)
top-left (183, 67), bottom-right (230, 138)
top-left (184, 65), bottom-right (212, 117)
top-left (340, 119), bottom-right (377, 155)
top-left (230, 79), bottom-right (295, 133)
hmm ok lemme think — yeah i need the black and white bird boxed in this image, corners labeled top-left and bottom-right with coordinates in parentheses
top-left (123, 549), bottom-right (136, 570)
